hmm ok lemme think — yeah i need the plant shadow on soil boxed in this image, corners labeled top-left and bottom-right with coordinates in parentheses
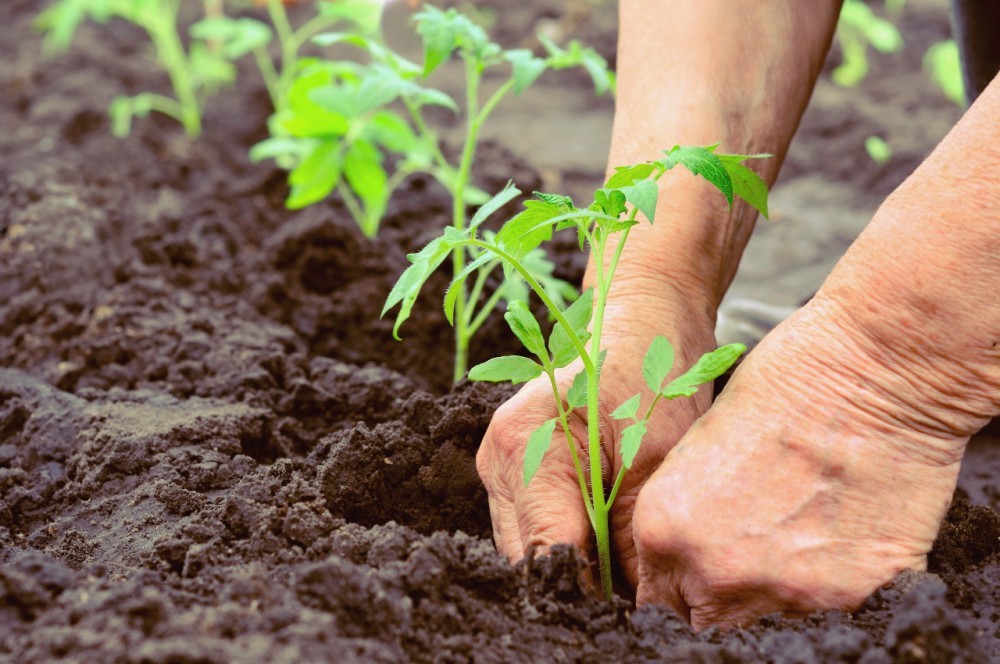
top-left (1, 0), bottom-right (998, 661)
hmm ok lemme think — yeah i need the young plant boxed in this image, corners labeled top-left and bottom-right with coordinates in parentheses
top-left (190, 0), bottom-right (383, 115)
top-left (37, 0), bottom-right (239, 137)
top-left (255, 5), bottom-right (613, 380)
top-left (384, 144), bottom-right (770, 599)
top-left (833, 0), bottom-right (903, 87)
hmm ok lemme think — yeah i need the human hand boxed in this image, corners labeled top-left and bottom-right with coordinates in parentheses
top-left (477, 285), bottom-right (718, 588)
top-left (632, 299), bottom-right (965, 629)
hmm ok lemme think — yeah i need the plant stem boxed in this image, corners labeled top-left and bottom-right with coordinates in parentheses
top-left (450, 57), bottom-right (483, 382)
top-left (145, 14), bottom-right (201, 137)
top-left (544, 367), bottom-right (597, 527)
top-left (588, 231), bottom-right (613, 599)
top-left (463, 239), bottom-right (594, 375)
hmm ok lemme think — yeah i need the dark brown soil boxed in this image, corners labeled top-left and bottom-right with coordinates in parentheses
top-left (2, 0), bottom-right (997, 662)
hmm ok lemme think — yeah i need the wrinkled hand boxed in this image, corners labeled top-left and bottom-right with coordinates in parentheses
top-left (477, 293), bottom-right (716, 588)
top-left (632, 304), bottom-right (963, 630)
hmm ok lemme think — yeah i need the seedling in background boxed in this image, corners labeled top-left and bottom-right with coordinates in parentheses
top-left (385, 144), bottom-right (770, 598)
top-left (191, 0), bottom-right (383, 114)
top-left (37, 0), bottom-right (240, 137)
top-left (256, 5), bottom-right (613, 381)
top-left (833, 0), bottom-right (903, 87)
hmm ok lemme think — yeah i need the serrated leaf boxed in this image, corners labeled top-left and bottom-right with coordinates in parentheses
top-left (523, 418), bottom-right (558, 487)
top-left (505, 49), bottom-right (546, 94)
top-left (593, 188), bottom-right (627, 218)
top-left (191, 17), bottom-right (272, 59)
top-left (642, 335), bottom-right (675, 393)
top-left (605, 163), bottom-right (655, 188)
top-left (549, 288), bottom-right (593, 368)
top-left (366, 110), bottom-right (417, 153)
top-left (619, 179), bottom-right (658, 223)
top-left (661, 343), bottom-right (746, 399)
top-left (496, 199), bottom-right (561, 258)
top-left (383, 236), bottom-right (453, 337)
top-left (504, 301), bottom-right (547, 359)
top-left (718, 155), bottom-right (770, 219)
top-left (659, 145), bottom-right (734, 207)
top-left (317, 0), bottom-right (383, 35)
top-left (343, 139), bottom-right (388, 237)
top-left (468, 355), bottom-right (542, 384)
top-left (611, 394), bottom-right (641, 421)
top-left (470, 182), bottom-right (521, 230)
top-left (286, 140), bottom-right (342, 209)
top-left (620, 421), bottom-right (647, 470)
top-left (414, 6), bottom-right (459, 76)
top-left (444, 252), bottom-right (495, 324)
top-left (566, 368), bottom-right (587, 409)
top-left (533, 191), bottom-right (575, 211)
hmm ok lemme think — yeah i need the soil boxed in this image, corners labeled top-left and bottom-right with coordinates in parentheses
top-left (2, 0), bottom-right (998, 662)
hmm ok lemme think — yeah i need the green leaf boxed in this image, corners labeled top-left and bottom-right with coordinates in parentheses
top-left (190, 17), bottom-right (273, 59)
top-left (592, 188), bottom-right (627, 218)
top-left (443, 251), bottom-right (493, 324)
top-left (496, 199), bottom-right (561, 258)
top-left (468, 355), bottom-right (543, 384)
top-left (642, 336), bottom-right (675, 393)
top-left (619, 179), bottom-right (658, 223)
top-left (566, 368), bottom-right (587, 409)
top-left (414, 6), bottom-right (459, 76)
top-left (343, 139), bottom-right (389, 236)
top-left (249, 136), bottom-right (314, 164)
top-left (366, 110), bottom-right (417, 153)
top-left (549, 288), bottom-right (593, 368)
top-left (383, 236), bottom-right (453, 338)
top-left (505, 49), bottom-right (546, 94)
top-left (659, 145), bottom-right (733, 207)
top-left (353, 64), bottom-right (409, 114)
top-left (718, 154), bottom-right (770, 219)
top-left (605, 163), bottom-right (655, 189)
top-left (533, 191), bottom-right (574, 211)
top-left (317, 0), bottom-right (384, 35)
top-left (661, 343), bottom-right (746, 399)
top-left (286, 140), bottom-right (342, 209)
top-left (620, 420), bottom-right (647, 470)
top-left (611, 394), bottom-right (641, 421)
top-left (470, 182), bottom-right (521, 230)
top-left (504, 301), bottom-right (547, 359)
top-left (523, 418), bottom-right (558, 487)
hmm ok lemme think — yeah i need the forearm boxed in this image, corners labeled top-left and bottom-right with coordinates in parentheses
top-left (590, 0), bottom-right (842, 311)
top-left (818, 74), bottom-right (1000, 436)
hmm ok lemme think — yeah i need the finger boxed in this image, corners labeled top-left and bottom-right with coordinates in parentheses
top-left (513, 451), bottom-right (592, 557)
top-left (487, 489), bottom-right (523, 561)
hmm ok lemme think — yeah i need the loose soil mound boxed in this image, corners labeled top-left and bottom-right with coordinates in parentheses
top-left (2, 0), bottom-right (997, 661)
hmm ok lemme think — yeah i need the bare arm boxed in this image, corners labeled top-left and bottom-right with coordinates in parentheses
top-left (591, 1), bottom-right (843, 319)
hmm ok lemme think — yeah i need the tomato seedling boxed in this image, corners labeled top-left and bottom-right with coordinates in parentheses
top-left (256, 5), bottom-right (613, 381)
top-left (385, 144), bottom-right (770, 598)
top-left (37, 0), bottom-right (241, 137)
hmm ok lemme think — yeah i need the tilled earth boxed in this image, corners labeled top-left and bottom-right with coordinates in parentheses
top-left (1, 0), bottom-right (998, 661)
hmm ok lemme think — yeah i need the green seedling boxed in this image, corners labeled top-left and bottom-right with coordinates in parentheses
top-left (923, 39), bottom-right (965, 107)
top-left (256, 5), bottom-right (613, 380)
top-left (37, 0), bottom-right (240, 137)
top-left (191, 0), bottom-right (382, 115)
top-left (385, 144), bottom-right (770, 598)
top-left (833, 0), bottom-right (903, 87)
top-left (864, 135), bottom-right (892, 164)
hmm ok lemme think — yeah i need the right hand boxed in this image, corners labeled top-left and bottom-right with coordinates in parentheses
top-left (476, 285), bottom-right (718, 589)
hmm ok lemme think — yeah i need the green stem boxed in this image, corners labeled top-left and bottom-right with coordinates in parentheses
top-left (588, 231), bottom-right (613, 599)
top-left (544, 366), bottom-right (597, 528)
top-left (462, 239), bottom-right (595, 376)
top-left (466, 284), bottom-right (505, 337)
top-left (253, 46), bottom-right (281, 110)
top-left (402, 98), bottom-right (453, 174)
top-left (268, 0), bottom-right (298, 99)
top-left (337, 182), bottom-right (371, 237)
top-left (451, 57), bottom-right (483, 382)
top-left (145, 16), bottom-right (201, 137)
